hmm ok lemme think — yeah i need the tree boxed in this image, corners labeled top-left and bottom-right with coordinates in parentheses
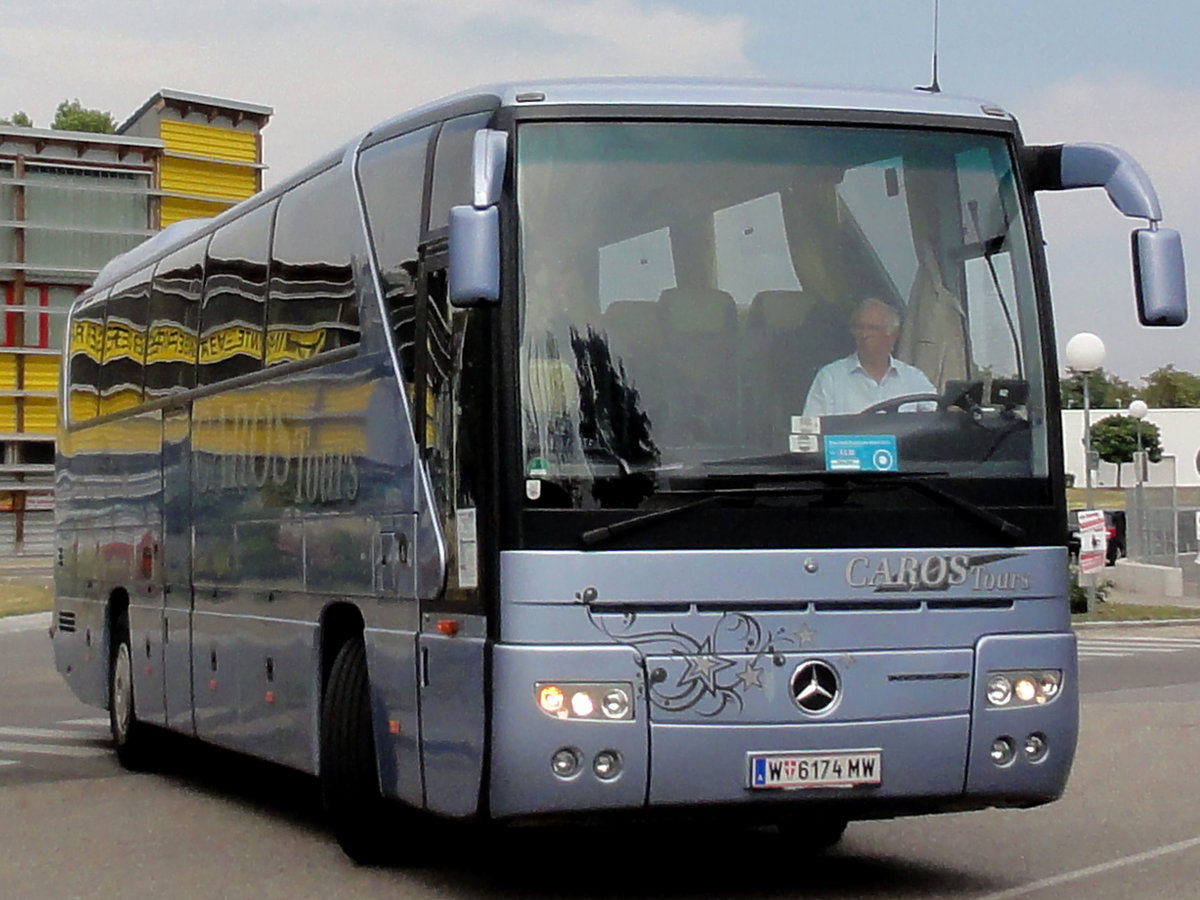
top-left (1060, 367), bottom-right (1134, 409)
top-left (1090, 414), bottom-right (1162, 487)
top-left (0, 111), bottom-right (33, 127)
top-left (1140, 364), bottom-right (1200, 408)
top-left (51, 99), bottom-right (116, 134)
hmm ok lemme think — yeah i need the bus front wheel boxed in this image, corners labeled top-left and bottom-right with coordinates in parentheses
top-left (320, 636), bottom-right (396, 864)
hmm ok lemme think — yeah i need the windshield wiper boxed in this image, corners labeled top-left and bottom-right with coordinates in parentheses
top-left (580, 495), bottom-right (722, 548)
top-left (579, 472), bottom-right (1025, 548)
top-left (579, 481), bottom-right (834, 548)
top-left (896, 476), bottom-right (1026, 543)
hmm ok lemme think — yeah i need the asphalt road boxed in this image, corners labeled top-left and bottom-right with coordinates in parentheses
top-left (3, 614), bottom-right (1200, 899)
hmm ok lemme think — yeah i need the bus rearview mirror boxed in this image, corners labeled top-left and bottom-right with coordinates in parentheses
top-left (1133, 226), bottom-right (1188, 326)
top-left (448, 205), bottom-right (500, 306)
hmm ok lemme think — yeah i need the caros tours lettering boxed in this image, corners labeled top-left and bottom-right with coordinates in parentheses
top-left (195, 404), bottom-right (359, 504)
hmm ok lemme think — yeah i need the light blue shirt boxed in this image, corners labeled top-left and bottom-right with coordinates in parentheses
top-left (802, 353), bottom-right (937, 416)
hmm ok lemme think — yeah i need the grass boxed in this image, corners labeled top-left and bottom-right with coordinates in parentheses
top-left (0, 578), bottom-right (53, 618)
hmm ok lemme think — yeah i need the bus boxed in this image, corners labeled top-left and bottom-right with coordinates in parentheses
top-left (52, 80), bottom-right (1187, 862)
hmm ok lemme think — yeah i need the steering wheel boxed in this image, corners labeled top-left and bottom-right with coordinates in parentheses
top-left (858, 393), bottom-right (942, 415)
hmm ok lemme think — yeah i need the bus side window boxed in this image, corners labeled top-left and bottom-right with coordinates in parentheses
top-left (358, 126), bottom-right (433, 385)
top-left (147, 240), bottom-right (206, 399)
top-left (98, 271), bottom-right (151, 416)
top-left (428, 113), bottom-right (492, 232)
top-left (66, 292), bottom-right (107, 424)
top-left (200, 201), bottom-right (274, 385)
top-left (268, 169), bottom-right (360, 367)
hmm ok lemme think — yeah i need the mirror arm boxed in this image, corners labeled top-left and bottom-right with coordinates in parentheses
top-left (1024, 142), bottom-right (1162, 223)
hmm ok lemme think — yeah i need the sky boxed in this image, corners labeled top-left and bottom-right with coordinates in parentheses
top-left (3, 0), bottom-right (1198, 385)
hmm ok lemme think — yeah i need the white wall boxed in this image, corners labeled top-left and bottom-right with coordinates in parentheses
top-left (1062, 408), bottom-right (1200, 488)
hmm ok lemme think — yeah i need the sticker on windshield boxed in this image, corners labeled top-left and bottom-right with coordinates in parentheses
top-left (791, 416), bottom-right (821, 435)
top-left (789, 434), bottom-right (820, 454)
top-left (824, 435), bottom-right (898, 472)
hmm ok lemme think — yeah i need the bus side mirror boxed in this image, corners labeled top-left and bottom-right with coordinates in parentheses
top-left (1133, 227), bottom-right (1187, 326)
top-left (449, 205), bottom-right (499, 306)
top-left (1025, 141), bottom-right (1189, 327)
top-left (449, 129), bottom-right (507, 308)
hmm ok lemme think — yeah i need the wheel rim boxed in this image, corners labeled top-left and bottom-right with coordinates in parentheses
top-left (111, 642), bottom-right (132, 743)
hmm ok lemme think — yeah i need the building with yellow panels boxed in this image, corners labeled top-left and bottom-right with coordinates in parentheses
top-left (120, 90), bottom-right (272, 227)
top-left (0, 90), bottom-right (271, 558)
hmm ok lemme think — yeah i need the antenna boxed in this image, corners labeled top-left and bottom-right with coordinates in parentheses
top-left (915, 0), bottom-right (941, 93)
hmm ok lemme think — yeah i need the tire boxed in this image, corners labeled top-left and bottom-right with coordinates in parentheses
top-left (109, 610), bottom-right (151, 769)
top-left (320, 637), bottom-right (398, 864)
top-left (776, 815), bottom-right (849, 851)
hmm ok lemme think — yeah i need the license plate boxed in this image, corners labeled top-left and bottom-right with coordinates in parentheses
top-left (748, 750), bottom-right (882, 790)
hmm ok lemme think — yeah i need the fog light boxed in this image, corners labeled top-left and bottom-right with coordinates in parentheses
top-left (1024, 732), bottom-right (1048, 763)
top-left (593, 750), bottom-right (622, 780)
top-left (601, 687), bottom-right (631, 719)
top-left (990, 736), bottom-right (1016, 766)
top-left (986, 675), bottom-right (1013, 706)
top-left (551, 747), bottom-right (582, 778)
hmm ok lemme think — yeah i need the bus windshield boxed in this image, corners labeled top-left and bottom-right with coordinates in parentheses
top-left (517, 120), bottom-right (1048, 507)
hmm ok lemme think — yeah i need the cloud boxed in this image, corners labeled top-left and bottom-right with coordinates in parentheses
top-left (0, 1), bottom-right (753, 180)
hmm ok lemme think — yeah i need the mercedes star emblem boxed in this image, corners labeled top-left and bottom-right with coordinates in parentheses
top-left (790, 660), bottom-right (840, 714)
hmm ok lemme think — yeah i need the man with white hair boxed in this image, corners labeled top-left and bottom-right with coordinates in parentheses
top-left (802, 298), bottom-right (936, 416)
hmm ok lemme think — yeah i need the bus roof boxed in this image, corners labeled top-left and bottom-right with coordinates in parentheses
top-left (469, 78), bottom-right (1008, 120)
top-left (88, 78), bottom-right (1013, 293)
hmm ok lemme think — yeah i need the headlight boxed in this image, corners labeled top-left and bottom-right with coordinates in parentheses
top-left (535, 682), bottom-right (635, 720)
top-left (985, 669), bottom-right (1063, 708)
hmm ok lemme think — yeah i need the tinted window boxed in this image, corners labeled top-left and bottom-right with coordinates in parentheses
top-left (359, 126), bottom-right (431, 383)
top-left (268, 167), bottom-right (360, 367)
top-left (98, 271), bottom-right (151, 415)
top-left (66, 292), bottom-right (106, 423)
top-left (199, 202), bottom-right (274, 385)
top-left (147, 239), bottom-right (205, 397)
top-left (428, 113), bottom-right (491, 231)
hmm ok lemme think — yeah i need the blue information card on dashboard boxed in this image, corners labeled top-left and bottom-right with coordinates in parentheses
top-left (824, 435), bottom-right (898, 472)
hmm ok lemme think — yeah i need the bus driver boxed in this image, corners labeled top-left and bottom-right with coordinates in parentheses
top-left (802, 297), bottom-right (936, 416)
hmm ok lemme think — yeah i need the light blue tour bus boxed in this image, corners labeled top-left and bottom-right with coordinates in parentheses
top-left (51, 79), bottom-right (1187, 861)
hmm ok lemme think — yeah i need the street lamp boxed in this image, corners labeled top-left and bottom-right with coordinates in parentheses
top-left (1065, 332), bottom-right (1106, 613)
top-left (1128, 398), bottom-right (1148, 562)
top-left (1128, 398), bottom-right (1148, 482)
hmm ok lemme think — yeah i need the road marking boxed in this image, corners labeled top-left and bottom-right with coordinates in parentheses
top-left (1078, 635), bottom-right (1200, 659)
top-left (977, 833), bottom-right (1200, 899)
top-left (0, 726), bottom-right (106, 741)
top-left (60, 717), bottom-right (109, 728)
top-left (0, 612), bottom-right (52, 635)
top-left (0, 760), bottom-right (16, 767)
top-left (0, 740), bottom-right (109, 759)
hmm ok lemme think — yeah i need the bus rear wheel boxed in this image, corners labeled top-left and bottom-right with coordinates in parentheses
top-left (109, 610), bottom-right (151, 769)
top-left (320, 636), bottom-right (399, 864)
